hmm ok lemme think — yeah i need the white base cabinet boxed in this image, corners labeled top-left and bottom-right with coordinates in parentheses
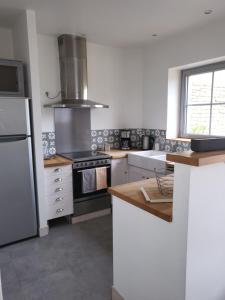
top-left (111, 158), bottom-right (157, 186)
top-left (128, 165), bottom-right (155, 182)
top-left (111, 158), bottom-right (129, 186)
top-left (44, 165), bottom-right (73, 220)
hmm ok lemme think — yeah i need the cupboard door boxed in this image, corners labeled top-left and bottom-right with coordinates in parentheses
top-left (128, 165), bottom-right (155, 182)
top-left (111, 158), bottom-right (128, 186)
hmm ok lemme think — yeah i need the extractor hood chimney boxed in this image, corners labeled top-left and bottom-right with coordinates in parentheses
top-left (45, 34), bottom-right (109, 108)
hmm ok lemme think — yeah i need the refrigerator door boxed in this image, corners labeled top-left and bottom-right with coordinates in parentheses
top-left (0, 97), bottom-right (31, 136)
top-left (0, 136), bottom-right (37, 246)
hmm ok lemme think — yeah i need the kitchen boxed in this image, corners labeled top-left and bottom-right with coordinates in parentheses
top-left (1, 1), bottom-right (225, 300)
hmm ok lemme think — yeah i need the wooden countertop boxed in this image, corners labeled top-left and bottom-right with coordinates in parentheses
top-left (167, 150), bottom-right (225, 167)
top-left (44, 155), bottom-right (73, 168)
top-left (101, 149), bottom-right (140, 159)
top-left (108, 179), bottom-right (172, 222)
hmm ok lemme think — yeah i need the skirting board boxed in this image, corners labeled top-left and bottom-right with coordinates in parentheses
top-left (72, 208), bottom-right (111, 224)
top-left (0, 271), bottom-right (3, 300)
top-left (112, 286), bottom-right (124, 300)
top-left (39, 225), bottom-right (49, 237)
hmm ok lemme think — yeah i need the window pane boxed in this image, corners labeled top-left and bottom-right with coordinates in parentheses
top-left (211, 104), bottom-right (225, 136)
top-left (187, 72), bottom-right (212, 104)
top-left (213, 70), bottom-right (225, 103)
top-left (186, 105), bottom-right (210, 135)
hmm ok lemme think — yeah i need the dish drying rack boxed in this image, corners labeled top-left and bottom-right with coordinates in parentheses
top-left (154, 167), bottom-right (174, 196)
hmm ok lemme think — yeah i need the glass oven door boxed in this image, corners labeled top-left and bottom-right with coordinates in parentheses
top-left (73, 164), bottom-right (111, 200)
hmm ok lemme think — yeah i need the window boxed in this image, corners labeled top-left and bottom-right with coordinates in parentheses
top-left (180, 62), bottom-right (225, 137)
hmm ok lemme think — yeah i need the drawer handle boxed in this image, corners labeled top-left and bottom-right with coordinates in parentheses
top-left (55, 187), bottom-right (63, 192)
top-left (56, 208), bottom-right (64, 214)
top-left (55, 178), bottom-right (62, 183)
top-left (54, 168), bottom-right (62, 173)
top-left (55, 197), bottom-right (63, 202)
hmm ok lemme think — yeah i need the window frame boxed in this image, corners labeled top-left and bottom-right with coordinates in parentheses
top-left (180, 61), bottom-right (225, 138)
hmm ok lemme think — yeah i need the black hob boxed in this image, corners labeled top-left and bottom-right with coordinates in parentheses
top-left (61, 150), bottom-right (111, 162)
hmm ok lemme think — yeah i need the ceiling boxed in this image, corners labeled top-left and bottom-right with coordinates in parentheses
top-left (0, 0), bottom-right (225, 47)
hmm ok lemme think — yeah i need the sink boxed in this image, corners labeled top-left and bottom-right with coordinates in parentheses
top-left (132, 150), bottom-right (166, 157)
top-left (128, 150), bottom-right (167, 172)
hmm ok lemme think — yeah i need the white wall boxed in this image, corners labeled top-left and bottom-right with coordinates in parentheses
top-left (88, 44), bottom-right (143, 129)
top-left (0, 27), bottom-right (14, 59)
top-left (185, 162), bottom-right (225, 300)
top-left (38, 34), bottom-right (61, 132)
top-left (38, 34), bottom-right (143, 131)
top-left (13, 10), bottom-right (48, 236)
top-left (143, 17), bottom-right (225, 130)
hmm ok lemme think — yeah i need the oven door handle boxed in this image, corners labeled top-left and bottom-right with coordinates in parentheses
top-left (77, 166), bottom-right (111, 173)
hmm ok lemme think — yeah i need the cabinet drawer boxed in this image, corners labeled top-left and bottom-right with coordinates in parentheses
top-left (44, 164), bottom-right (73, 220)
top-left (45, 183), bottom-right (73, 197)
top-left (48, 201), bottom-right (73, 220)
top-left (45, 172), bottom-right (72, 187)
top-left (45, 165), bottom-right (72, 177)
top-left (46, 191), bottom-right (73, 205)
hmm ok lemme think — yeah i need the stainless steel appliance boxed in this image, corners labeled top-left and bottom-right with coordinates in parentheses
top-left (0, 97), bottom-right (37, 246)
top-left (45, 34), bottom-right (109, 109)
top-left (142, 135), bottom-right (155, 150)
top-left (0, 59), bottom-right (25, 97)
top-left (142, 135), bottom-right (150, 150)
top-left (120, 130), bottom-right (131, 150)
top-left (61, 151), bottom-right (111, 216)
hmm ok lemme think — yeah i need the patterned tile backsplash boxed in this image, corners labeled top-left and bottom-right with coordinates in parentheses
top-left (42, 132), bottom-right (56, 158)
top-left (90, 129), bottom-right (121, 151)
top-left (42, 128), bottom-right (190, 157)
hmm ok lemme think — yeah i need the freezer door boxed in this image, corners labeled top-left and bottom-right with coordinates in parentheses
top-left (0, 97), bottom-right (31, 136)
top-left (0, 136), bottom-right (37, 246)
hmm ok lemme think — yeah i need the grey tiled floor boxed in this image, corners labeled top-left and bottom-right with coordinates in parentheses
top-left (0, 215), bottom-right (113, 300)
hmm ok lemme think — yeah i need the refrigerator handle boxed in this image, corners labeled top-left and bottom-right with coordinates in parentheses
top-left (0, 135), bottom-right (27, 143)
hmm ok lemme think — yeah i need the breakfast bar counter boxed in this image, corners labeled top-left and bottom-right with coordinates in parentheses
top-left (167, 149), bottom-right (225, 166)
top-left (111, 150), bottom-right (225, 300)
top-left (109, 179), bottom-right (172, 222)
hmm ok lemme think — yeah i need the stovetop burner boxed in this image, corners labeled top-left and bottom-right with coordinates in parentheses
top-left (61, 150), bottom-right (111, 162)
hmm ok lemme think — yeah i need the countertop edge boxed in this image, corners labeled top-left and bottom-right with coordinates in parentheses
top-left (44, 155), bottom-right (73, 168)
top-left (101, 149), bottom-right (140, 159)
top-left (166, 150), bottom-right (225, 167)
top-left (108, 185), bottom-right (172, 222)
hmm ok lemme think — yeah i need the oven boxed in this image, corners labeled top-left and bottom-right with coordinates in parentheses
top-left (72, 158), bottom-right (111, 216)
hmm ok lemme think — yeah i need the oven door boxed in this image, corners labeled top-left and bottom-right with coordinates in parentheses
top-left (73, 164), bottom-right (111, 200)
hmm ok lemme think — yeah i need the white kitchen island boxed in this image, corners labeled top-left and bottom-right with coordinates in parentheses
top-left (109, 150), bottom-right (225, 300)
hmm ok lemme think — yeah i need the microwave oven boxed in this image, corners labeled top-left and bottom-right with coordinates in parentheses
top-left (0, 59), bottom-right (25, 97)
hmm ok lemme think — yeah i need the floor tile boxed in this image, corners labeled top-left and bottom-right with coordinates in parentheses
top-left (0, 215), bottom-right (113, 300)
top-left (22, 269), bottom-right (85, 300)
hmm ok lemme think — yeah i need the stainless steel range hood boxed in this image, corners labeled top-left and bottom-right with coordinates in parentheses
top-left (45, 34), bottom-right (109, 109)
